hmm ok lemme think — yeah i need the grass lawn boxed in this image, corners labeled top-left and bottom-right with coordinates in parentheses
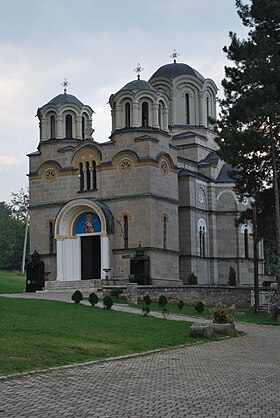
top-left (0, 298), bottom-right (205, 376)
top-left (0, 271), bottom-right (25, 294)
top-left (123, 301), bottom-right (279, 326)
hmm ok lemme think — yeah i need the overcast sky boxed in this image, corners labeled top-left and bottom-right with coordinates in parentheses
top-left (0, 0), bottom-right (249, 203)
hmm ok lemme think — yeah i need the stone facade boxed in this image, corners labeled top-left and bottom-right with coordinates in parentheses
top-left (28, 59), bottom-right (264, 286)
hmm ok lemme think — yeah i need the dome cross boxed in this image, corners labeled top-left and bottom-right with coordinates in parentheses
top-left (133, 63), bottom-right (144, 80)
top-left (170, 49), bottom-right (180, 63)
top-left (61, 77), bottom-right (70, 93)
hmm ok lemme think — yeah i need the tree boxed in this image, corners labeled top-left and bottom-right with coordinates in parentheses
top-left (216, 0), bottom-right (280, 289)
top-left (0, 202), bottom-right (26, 270)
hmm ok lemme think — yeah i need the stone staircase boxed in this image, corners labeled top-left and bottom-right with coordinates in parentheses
top-left (43, 279), bottom-right (103, 294)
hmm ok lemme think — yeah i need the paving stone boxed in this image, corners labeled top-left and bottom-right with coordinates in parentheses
top-left (0, 294), bottom-right (279, 417)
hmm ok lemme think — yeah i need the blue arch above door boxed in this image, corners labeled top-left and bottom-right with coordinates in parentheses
top-left (75, 212), bottom-right (101, 234)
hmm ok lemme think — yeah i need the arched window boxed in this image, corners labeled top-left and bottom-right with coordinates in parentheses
top-left (244, 228), bottom-right (249, 258)
top-left (66, 114), bottom-right (73, 138)
top-left (79, 162), bottom-right (84, 191)
top-left (185, 93), bottom-right (190, 124)
top-left (124, 215), bottom-right (128, 250)
top-left (82, 116), bottom-right (85, 140)
top-left (125, 102), bottom-right (131, 127)
top-left (49, 221), bottom-right (54, 254)
top-left (50, 115), bottom-right (56, 138)
top-left (199, 226), bottom-right (206, 257)
top-left (142, 102), bottom-right (149, 127)
top-left (163, 215), bottom-right (167, 249)
top-left (198, 219), bottom-right (206, 257)
top-left (86, 161), bottom-right (91, 190)
top-left (92, 160), bottom-right (97, 190)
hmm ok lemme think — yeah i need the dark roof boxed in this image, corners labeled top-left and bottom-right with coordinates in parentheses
top-left (178, 168), bottom-right (210, 182)
top-left (47, 93), bottom-right (84, 108)
top-left (119, 79), bottom-right (158, 94)
top-left (149, 62), bottom-right (205, 82)
top-left (199, 151), bottom-right (219, 167)
top-left (216, 163), bottom-right (234, 183)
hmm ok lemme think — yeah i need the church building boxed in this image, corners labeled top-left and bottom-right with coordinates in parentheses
top-left (28, 53), bottom-right (262, 287)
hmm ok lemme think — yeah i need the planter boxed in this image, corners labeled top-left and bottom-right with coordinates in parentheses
top-left (213, 323), bottom-right (235, 335)
top-left (190, 325), bottom-right (214, 338)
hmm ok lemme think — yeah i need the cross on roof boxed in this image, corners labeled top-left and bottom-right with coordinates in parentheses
top-left (61, 77), bottom-right (70, 93)
top-left (133, 63), bottom-right (144, 80)
top-left (170, 49), bottom-right (180, 63)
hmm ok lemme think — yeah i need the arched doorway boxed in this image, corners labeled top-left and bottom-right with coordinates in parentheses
top-left (54, 199), bottom-right (114, 281)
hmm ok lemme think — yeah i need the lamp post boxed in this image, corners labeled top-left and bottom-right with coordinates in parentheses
top-left (252, 200), bottom-right (259, 314)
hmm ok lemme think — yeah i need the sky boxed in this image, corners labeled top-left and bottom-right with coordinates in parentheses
top-left (0, 0), bottom-right (249, 203)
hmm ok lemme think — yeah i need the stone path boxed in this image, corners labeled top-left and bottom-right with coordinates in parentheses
top-left (0, 293), bottom-right (279, 417)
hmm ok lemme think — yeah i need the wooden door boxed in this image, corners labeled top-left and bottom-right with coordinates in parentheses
top-left (81, 236), bottom-right (101, 280)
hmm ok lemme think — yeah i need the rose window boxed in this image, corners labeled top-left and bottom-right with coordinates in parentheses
top-left (44, 169), bottom-right (56, 183)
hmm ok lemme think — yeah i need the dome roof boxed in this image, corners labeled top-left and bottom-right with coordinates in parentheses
top-left (119, 79), bottom-right (158, 94)
top-left (149, 62), bottom-right (205, 82)
top-left (47, 93), bottom-right (84, 108)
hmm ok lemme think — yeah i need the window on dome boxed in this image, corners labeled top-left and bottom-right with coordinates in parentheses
top-left (82, 116), bottom-right (85, 140)
top-left (206, 96), bottom-right (210, 127)
top-left (50, 115), bottom-right (56, 138)
top-left (125, 102), bottom-right (131, 127)
top-left (66, 114), bottom-right (73, 138)
top-left (185, 93), bottom-right (190, 124)
top-left (142, 102), bottom-right (149, 127)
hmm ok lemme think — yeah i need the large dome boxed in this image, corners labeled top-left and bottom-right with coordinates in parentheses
top-left (149, 62), bottom-right (205, 82)
top-left (118, 79), bottom-right (158, 94)
top-left (47, 93), bottom-right (84, 108)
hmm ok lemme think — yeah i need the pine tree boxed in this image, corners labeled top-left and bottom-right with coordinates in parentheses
top-left (216, 0), bottom-right (280, 289)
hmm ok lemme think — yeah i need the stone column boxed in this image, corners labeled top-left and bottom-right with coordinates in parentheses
top-left (152, 103), bottom-right (159, 128)
top-left (199, 92), bottom-right (206, 126)
top-left (41, 117), bottom-right (47, 140)
top-left (163, 108), bottom-right (169, 131)
top-left (76, 116), bottom-right (82, 139)
top-left (115, 105), bottom-right (122, 130)
top-left (170, 90), bottom-right (176, 125)
top-left (132, 102), bottom-right (139, 127)
top-left (101, 234), bottom-right (110, 279)
top-left (57, 115), bottom-right (63, 139)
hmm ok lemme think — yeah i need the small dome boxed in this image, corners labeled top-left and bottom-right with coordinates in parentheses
top-left (118, 79), bottom-right (158, 94)
top-left (149, 62), bottom-right (205, 82)
top-left (47, 93), bottom-right (84, 108)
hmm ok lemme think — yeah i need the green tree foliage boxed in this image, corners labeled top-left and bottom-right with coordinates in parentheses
top-left (0, 202), bottom-right (26, 271)
top-left (216, 0), bottom-right (280, 287)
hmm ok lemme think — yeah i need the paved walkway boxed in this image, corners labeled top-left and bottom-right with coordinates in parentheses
top-left (0, 293), bottom-right (279, 417)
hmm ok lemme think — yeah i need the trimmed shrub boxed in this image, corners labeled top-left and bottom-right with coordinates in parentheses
top-left (194, 301), bottom-right (204, 314)
top-left (110, 288), bottom-right (123, 299)
top-left (88, 292), bottom-right (99, 306)
top-left (177, 300), bottom-right (184, 311)
top-left (71, 290), bottom-right (83, 304)
top-left (228, 266), bottom-right (237, 286)
top-left (188, 272), bottom-right (198, 284)
top-left (103, 295), bottom-right (113, 309)
top-left (158, 294), bottom-right (168, 308)
top-left (143, 294), bottom-right (152, 305)
top-left (142, 305), bottom-right (150, 316)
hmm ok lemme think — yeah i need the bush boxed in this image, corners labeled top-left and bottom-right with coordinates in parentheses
top-left (228, 266), bottom-right (237, 286)
top-left (103, 295), bottom-right (113, 309)
top-left (177, 300), bottom-right (184, 311)
top-left (110, 288), bottom-right (123, 299)
top-left (143, 294), bottom-right (152, 305)
top-left (188, 272), bottom-right (198, 284)
top-left (210, 302), bottom-right (234, 324)
top-left (71, 290), bottom-right (83, 304)
top-left (158, 294), bottom-right (168, 308)
top-left (88, 292), bottom-right (99, 306)
top-left (194, 301), bottom-right (204, 314)
top-left (142, 305), bottom-right (150, 316)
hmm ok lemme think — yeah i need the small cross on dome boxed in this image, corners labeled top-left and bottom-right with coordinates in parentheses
top-left (61, 77), bottom-right (70, 93)
top-left (170, 49), bottom-right (180, 63)
top-left (133, 63), bottom-right (144, 80)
